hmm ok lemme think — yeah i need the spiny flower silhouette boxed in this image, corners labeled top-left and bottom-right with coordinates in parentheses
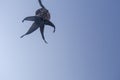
top-left (21, 0), bottom-right (55, 43)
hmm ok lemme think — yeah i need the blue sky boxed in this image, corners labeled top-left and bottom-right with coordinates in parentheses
top-left (0, 0), bottom-right (120, 80)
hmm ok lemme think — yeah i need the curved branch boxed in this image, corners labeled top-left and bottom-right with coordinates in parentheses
top-left (38, 0), bottom-right (45, 8)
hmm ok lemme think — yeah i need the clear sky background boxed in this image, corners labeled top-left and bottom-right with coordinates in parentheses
top-left (0, 0), bottom-right (120, 80)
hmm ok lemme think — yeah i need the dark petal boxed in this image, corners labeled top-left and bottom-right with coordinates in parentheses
top-left (39, 24), bottom-right (48, 44)
top-left (22, 16), bottom-right (39, 22)
top-left (21, 23), bottom-right (39, 38)
top-left (44, 20), bottom-right (56, 33)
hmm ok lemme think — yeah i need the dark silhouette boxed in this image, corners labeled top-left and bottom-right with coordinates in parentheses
top-left (21, 0), bottom-right (55, 43)
top-left (21, 16), bottom-right (55, 43)
top-left (36, 0), bottom-right (50, 20)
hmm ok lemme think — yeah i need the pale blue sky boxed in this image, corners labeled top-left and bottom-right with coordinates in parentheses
top-left (0, 0), bottom-right (120, 80)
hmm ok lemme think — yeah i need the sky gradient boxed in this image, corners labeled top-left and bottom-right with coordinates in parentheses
top-left (0, 0), bottom-right (120, 80)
